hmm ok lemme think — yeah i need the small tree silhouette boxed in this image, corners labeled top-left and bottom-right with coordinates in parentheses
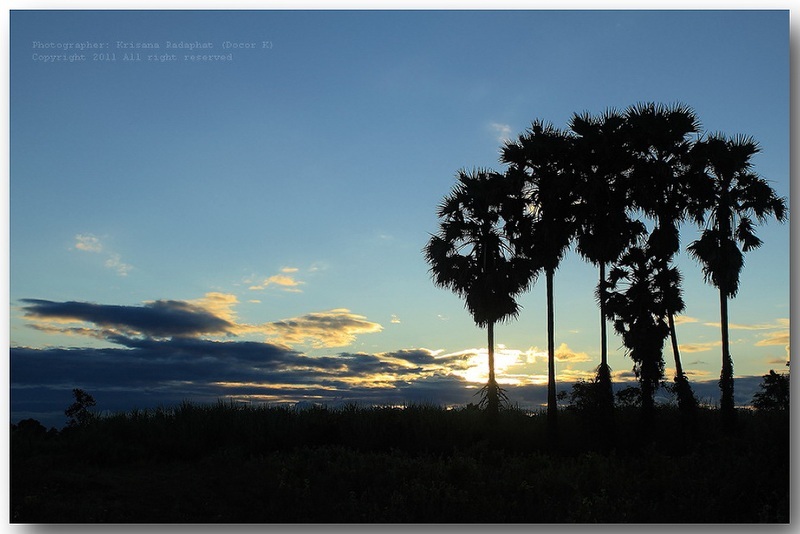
top-left (752, 370), bottom-right (789, 411)
top-left (65, 388), bottom-right (96, 427)
top-left (615, 386), bottom-right (642, 409)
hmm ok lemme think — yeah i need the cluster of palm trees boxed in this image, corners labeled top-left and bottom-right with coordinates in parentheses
top-left (424, 102), bottom-right (786, 433)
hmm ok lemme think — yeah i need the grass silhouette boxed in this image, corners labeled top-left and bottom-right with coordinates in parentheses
top-left (11, 401), bottom-right (789, 523)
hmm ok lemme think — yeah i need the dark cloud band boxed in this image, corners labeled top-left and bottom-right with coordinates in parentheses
top-left (20, 298), bottom-right (233, 338)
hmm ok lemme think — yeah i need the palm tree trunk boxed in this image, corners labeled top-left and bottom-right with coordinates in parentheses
top-left (597, 262), bottom-right (614, 407)
top-left (668, 312), bottom-right (697, 415)
top-left (668, 313), bottom-right (684, 377)
top-left (487, 321), bottom-right (499, 418)
top-left (546, 267), bottom-right (557, 435)
top-left (599, 262), bottom-right (608, 371)
top-left (719, 288), bottom-right (735, 429)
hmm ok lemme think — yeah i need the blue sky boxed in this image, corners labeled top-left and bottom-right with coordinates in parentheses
top-left (8, 9), bottom-right (790, 428)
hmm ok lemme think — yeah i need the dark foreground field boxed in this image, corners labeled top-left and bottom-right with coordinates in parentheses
top-left (11, 402), bottom-right (790, 523)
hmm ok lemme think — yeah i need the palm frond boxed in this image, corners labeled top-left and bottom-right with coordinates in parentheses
top-left (736, 217), bottom-right (763, 252)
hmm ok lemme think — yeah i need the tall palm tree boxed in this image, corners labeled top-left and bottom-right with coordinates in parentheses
top-left (624, 102), bottom-right (701, 417)
top-left (570, 109), bottom-right (645, 413)
top-left (687, 133), bottom-right (787, 428)
top-left (424, 168), bottom-right (536, 418)
top-left (500, 120), bottom-right (575, 435)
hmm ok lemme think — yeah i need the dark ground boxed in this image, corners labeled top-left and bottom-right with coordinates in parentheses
top-left (10, 403), bottom-right (791, 523)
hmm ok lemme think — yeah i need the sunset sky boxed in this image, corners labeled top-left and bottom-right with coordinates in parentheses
top-left (8, 9), bottom-right (790, 428)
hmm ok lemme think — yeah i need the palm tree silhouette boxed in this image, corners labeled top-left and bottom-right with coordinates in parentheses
top-left (624, 102), bottom-right (701, 417)
top-left (687, 133), bottom-right (787, 428)
top-left (570, 109), bottom-right (645, 414)
top-left (605, 244), bottom-right (669, 427)
top-left (424, 169), bottom-right (535, 418)
top-left (500, 120), bottom-right (576, 436)
top-left (654, 262), bottom-right (698, 416)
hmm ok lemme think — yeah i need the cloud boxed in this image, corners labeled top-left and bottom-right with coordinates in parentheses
top-left (439, 346), bottom-right (550, 385)
top-left (9, 341), bottom-right (472, 429)
top-left (756, 330), bottom-right (790, 359)
top-left (673, 315), bottom-right (699, 325)
top-left (188, 292), bottom-right (240, 324)
top-left (20, 294), bottom-right (386, 351)
top-left (556, 368), bottom-right (600, 383)
top-left (490, 122), bottom-right (512, 142)
top-left (554, 343), bottom-right (592, 362)
top-left (249, 269), bottom-right (304, 292)
top-left (20, 298), bottom-right (234, 339)
top-left (10, 327), bottom-right (773, 430)
top-left (755, 331), bottom-right (790, 347)
top-left (703, 319), bottom-right (788, 330)
top-left (72, 234), bottom-right (132, 276)
top-left (767, 357), bottom-right (789, 365)
top-left (105, 253), bottom-right (133, 277)
top-left (263, 309), bottom-right (383, 348)
top-left (678, 341), bottom-right (722, 353)
top-left (391, 314), bottom-right (401, 324)
top-left (74, 234), bottom-right (103, 252)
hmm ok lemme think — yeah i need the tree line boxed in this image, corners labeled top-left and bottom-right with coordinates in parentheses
top-left (424, 102), bottom-right (786, 435)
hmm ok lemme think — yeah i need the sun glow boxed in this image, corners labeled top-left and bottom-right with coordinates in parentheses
top-left (449, 346), bottom-right (549, 386)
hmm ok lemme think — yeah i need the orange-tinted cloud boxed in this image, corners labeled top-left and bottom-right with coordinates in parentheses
top-left (262, 309), bottom-right (383, 348)
top-left (555, 342), bottom-right (592, 362)
top-left (678, 341), bottom-right (722, 353)
top-left (249, 272), bottom-right (304, 292)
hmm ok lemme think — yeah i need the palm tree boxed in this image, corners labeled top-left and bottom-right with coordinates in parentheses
top-left (424, 168), bottom-right (536, 418)
top-left (624, 102), bottom-right (701, 417)
top-left (570, 109), bottom-right (645, 413)
top-left (605, 244), bottom-right (670, 427)
top-left (500, 120), bottom-right (576, 435)
top-left (687, 133), bottom-right (787, 428)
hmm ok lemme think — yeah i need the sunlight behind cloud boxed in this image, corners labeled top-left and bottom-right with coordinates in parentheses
top-left (445, 347), bottom-right (547, 386)
top-left (189, 292), bottom-right (240, 324)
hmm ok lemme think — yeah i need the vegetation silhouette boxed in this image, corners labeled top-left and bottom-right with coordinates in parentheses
top-left (11, 101), bottom-right (788, 523)
top-left (427, 102), bottom-right (786, 434)
top-left (11, 397), bottom-right (789, 523)
top-left (424, 168), bottom-right (535, 419)
top-left (605, 244), bottom-right (669, 431)
top-left (751, 367), bottom-right (789, 411)
top-left (624, 102), bottom-right (701, 424)
top-left (568, 108), bottom-right (646, 427)
top-left (686, 133), bottom-right (787, 430)
top-left (501, 120), bottom-right (577, 440)
top-left (65, 388), bottom-right (97, 428)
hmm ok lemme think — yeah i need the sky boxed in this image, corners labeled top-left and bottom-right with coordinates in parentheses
top-left (7, 9), bottom-right (791, 429)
